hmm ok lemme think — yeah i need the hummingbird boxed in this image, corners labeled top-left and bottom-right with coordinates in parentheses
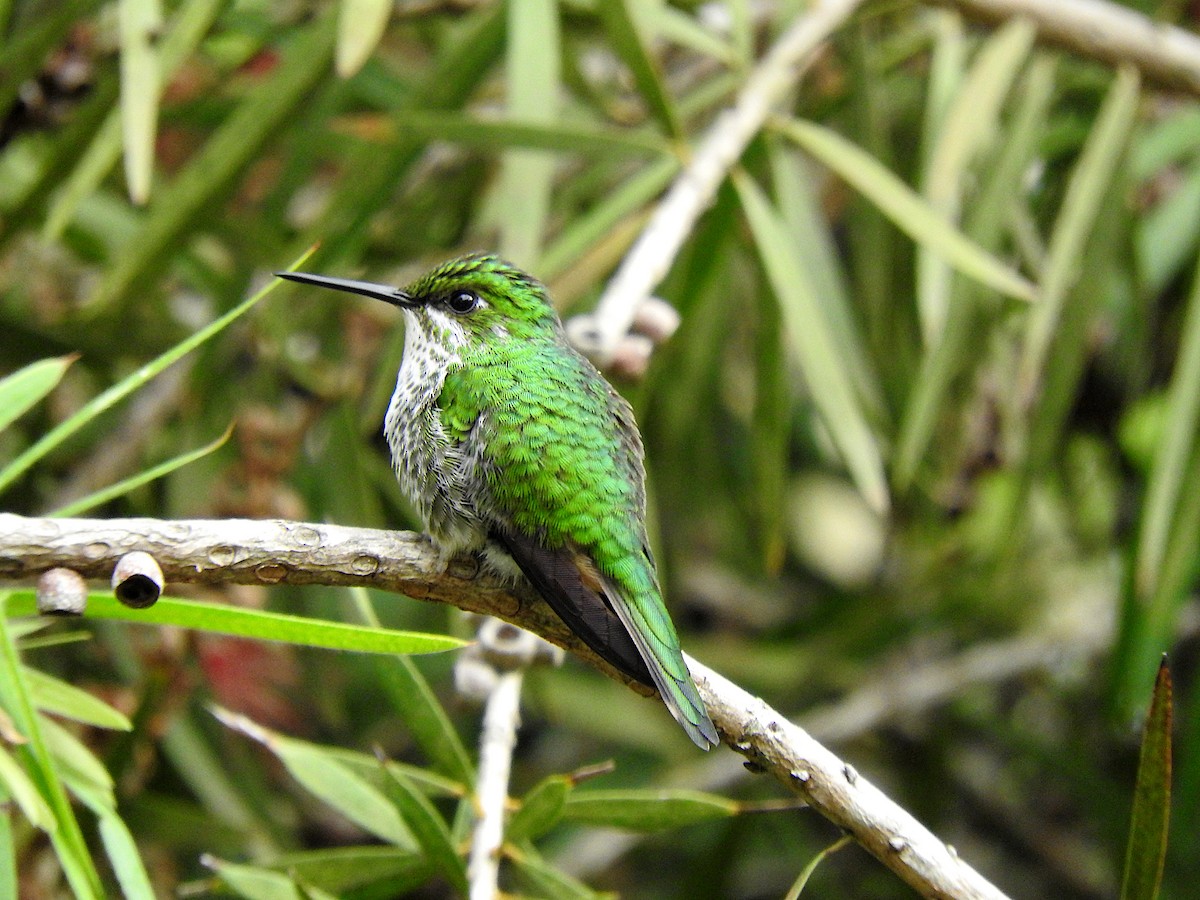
top-left (276, 254), bottom-right (718, 749)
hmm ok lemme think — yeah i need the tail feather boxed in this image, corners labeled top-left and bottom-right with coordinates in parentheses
top-left (495, 529), bottom-right (718, 749)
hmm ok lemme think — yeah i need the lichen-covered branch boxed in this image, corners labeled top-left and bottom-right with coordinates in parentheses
top-left (0, 512), bottom-right (1008, 899)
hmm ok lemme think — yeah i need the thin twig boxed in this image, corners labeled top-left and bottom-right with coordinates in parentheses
top-left (468, 670), bottom-right (522, 900)
top-left (935, 0), bottom-right (1200, 96)
top-left (582, 0), bottom-right (866, 363)
top-left (0, 513), bottom-right (1010, 899)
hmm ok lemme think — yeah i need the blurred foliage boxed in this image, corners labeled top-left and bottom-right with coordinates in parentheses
top-left (1, 0), bottom-right (1199, 896)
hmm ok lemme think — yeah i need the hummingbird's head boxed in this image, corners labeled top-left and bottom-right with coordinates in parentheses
top-left (276, 253), bottom-right (559, 351)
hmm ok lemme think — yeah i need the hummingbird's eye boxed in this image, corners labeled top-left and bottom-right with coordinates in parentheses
top-left (445, 290), bottom-right (480, 314)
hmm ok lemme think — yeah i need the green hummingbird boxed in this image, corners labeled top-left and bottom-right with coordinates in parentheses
top-left (277, 254), bottom-right (718, 749)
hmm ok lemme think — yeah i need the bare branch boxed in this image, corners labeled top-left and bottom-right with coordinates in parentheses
top-left (0, 513), bottom-right (1009, 899)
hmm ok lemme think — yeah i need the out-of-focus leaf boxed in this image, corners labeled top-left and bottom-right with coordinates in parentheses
top-left (261, 847), bottom-right (430, 894)
top-left (508, 842), bottom-right (614, 900)
top-left (43, 0), bottom-right (226, 240)
top-left (784, 834), bottom-right (853, 900)
top-left (117, 0), bottom-right (163, 204)
top-left (216, 709), bottom-right (415, 850)
top-left (916, 17), bottom-right (1035, 343)
top-left (0, 610), bottom-right (102, 898)
top-left (563, 788), bottom-right (739, 831)
top-left (346, 589), bottom-right (474, 784)
top-left (89, 15), bottom-right (335, 312)
top-left (775, 117), bottom-right (1036, 304)
top-left (48, 424), bottom-right (233, 517)
top-left (24, 666), bottom-right (132, 731)
top-left (0, 0), bottom-right (100, 118)
top-left (41, 716), bottom-right (116, 800)
top-left (379, 759), bottom-right (466, 893)
top-left (0, 744), bottom-right (55, 830)
top-left (1138, 163), bottom-right (1200, 297)
top-left (505, 773), bottom-right (572, 842)
top-left (496, 0), bottom-right (560, 266)
top-left (1019, 65), bottom-right (1140, 398)
top-left (0, 356), bottom-right (74, 434)
top-left (1120, 657), bottom-right (1173, 900)
top-left (76, 786), bottom-right (154, 900)
top-left (0, 251), bottom-right (303, 498)
top-left (596, 0), bottom-right (681, 138)
top-left (379, 111), bottom-right (669, 156)
top-left (652, 4), bottom-right (738, 65)
top-left (205, 857), bottom-right (303, 900)
top-left (336, 0), bottom-right (390, 78)
top-left (0, 808), bottom-right (15, 900)
top-left (734, 170), bottom-right (890, 516)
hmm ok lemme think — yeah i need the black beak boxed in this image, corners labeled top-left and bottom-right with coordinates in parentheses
top-left (274, 271), bottom-right (414, 308)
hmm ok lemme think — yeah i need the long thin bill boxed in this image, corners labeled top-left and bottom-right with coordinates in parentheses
top-left (274, 271), bottom-right (412, 307)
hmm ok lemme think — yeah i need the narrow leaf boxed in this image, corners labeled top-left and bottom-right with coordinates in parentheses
top-left (1020, 65), bottom-right (1140, 397)
top-left (347, 588), bottom-right (474, 784)
top-left (596, 0), bottom-right (681, 138)
top-left (5, 592), bottom-right (464, 656)
top-left (117, 0), bottom-right (164, 203)
top-left (89, 16), bottom-right (335, 312)
top-left (0, 250), bottom-right (308, 498)
top-left (1120, 658), bottom-right (1173, 900)
top-left (48, 424), bottom-right (233, 518)
top-left (563, 788), bottom-right (739, 831)
top-left (336, 0), bottom-right (390, 77)
top-left (0, 745), bottom-right (55, 830)
top-left (0, 356), bottom-right (75, 435)
top-left (25, 666), bottom-right (132, 731)
top-left (379, 760), bottom-right (467, 892)
top-left (784, 834), bottom-right (853, 899)
top-left (917, 17), bottom-right (1035, 343)
top-left (497, 0), bottom-right (560, 266)
top-left (505, 773), bottom-right (572, 842)
top-left (508, 842), bottom-right (613, 900)
top-left (734, 170), bottom-right (890, 516)
top-left (775, 117), bottom-right (1036, 304)
top-left (217, 709), bottom-right (415, 849)
top-left (206, 857), bottom-right (303, 900)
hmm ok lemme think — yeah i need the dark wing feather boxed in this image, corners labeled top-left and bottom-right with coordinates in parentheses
top-left (493, 528), bottom-right (653, 686)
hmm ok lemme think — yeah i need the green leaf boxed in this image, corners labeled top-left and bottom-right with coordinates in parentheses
top-left (93, 798), bottom-right (156, 900)
top-left (563, 788), bottom-right (739, 831)
top-left (0, 609), bottom-right (104, 898)
top-left (774, 117), bottom-right (1036, 304)
top-left (24, 666), bottom-right (132, 731)
top-left (734, 170), bottom-right (890, 516)
top-left (117, 0), bottom-right (164, 204)
top-left (508, 842), bottom-right (614, 900)
top-left (1019, 65), bottom-right (1141, 397)
top-left (385, 111), bottom-right (669, 157)
top-left (207, 857), bottom-right (304, 900)
top-left (0, 807), bottom-right (16, 900)
top-left (336, 0), bottom-right (391, 78)
top-left (505, 773), bottom-right (572, 842)
top-left (1120, 657), bottom-right (1173, 900)
top-left (916, 17), bottom-right (1035, 343)
top-left (0, 356), bottom-right (75, 435)
top-left (596, 0), bottom-right (681, 138)
top-left (0, 250), bottom-right (306, 498)
top-left (48, 424), bottom-right (233, 517)
top-left (5, 591), bottom-right (464, 656)
top-left (497, 0), bottom-right (560, 266)
top-left (217, 709), bottom-right (415, 849)
top-left (379, 760), bottom-right (467, 893)
top-left (42, 0), bottom-right (226, 240)
top-left (346, 588), bottom-right (474, 784)
top-left (40, 716), bottom-right (117, 801)
top-left (261, 847), bottom-right (430, 894)
top-left (89, 15), bottom-right (335, 313)
top-left (0, 744), bottom-right (55, 830)
top-left (784, 834), bottom-right (853, 899)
